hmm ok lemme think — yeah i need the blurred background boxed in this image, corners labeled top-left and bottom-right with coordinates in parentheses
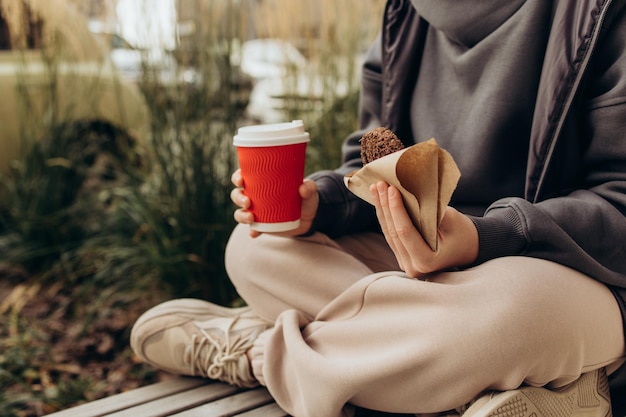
top-left (0, 0), bottom-right (384, 414)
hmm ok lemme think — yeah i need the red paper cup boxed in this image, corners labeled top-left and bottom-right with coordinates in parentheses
top-left (234, 120), bottom-right (310, 232)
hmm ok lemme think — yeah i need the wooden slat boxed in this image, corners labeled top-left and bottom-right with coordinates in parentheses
top-left (105, 382), bottom-right (240, 417)
top-left (233, 402), bottom-right (290, 417)
top-left (171, 388), bottom-right (274, 417)
top-left (45, 377), bottom-right (210, 417)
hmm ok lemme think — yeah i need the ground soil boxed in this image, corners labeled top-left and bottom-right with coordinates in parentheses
top-left (0, 264), bottom-right (170, 416)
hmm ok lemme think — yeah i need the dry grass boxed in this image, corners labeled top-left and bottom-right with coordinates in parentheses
top-left (255, 0), bottom-right (384, 40)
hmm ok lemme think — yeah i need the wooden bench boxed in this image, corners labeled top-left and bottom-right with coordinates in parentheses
top-left (44, 377), bottom-right (289, 417)
top-left (41, 377), bottom-right (402, 417)
top-left (44, 375), bottom-right (626, 417)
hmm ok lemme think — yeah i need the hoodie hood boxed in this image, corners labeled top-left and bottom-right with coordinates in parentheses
top-left (409, 0), bottom-right (527, 46)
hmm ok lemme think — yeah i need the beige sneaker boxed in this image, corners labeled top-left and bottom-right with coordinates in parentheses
top-left (130, 298), bottom-right (272, 388)
top-left (461, 368), bottom-right (612, 417)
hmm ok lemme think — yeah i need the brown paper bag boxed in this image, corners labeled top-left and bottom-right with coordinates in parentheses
top-left (344, 138), bottom-right (460, 251)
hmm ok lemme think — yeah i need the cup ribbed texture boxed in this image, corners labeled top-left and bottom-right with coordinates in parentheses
top-left (237, 143), bottom-right (307, 225)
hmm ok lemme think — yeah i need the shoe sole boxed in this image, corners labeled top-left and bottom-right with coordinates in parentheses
top-left (464, 369), bottom-right (612, 417)
top-left (133, 298), bottom-right (260, 331)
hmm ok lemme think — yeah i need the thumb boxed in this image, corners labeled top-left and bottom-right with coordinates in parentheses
top-left (300, 179), bottom-right (317, 199)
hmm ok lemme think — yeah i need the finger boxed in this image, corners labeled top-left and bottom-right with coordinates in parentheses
top-left (372, 182), bottom-right (395, 234)
top-left (236, 211), bottom-right (261, 239)
top-left (370, 182), bottom-right (389, 235)
top-left (230, 187), bottom-right (250, 208)
top-left (387, 185), bottom-right (430, 253)
top-left (372, 182), bottom-right (405, 269)
top-left (387, 186), bottom-right (417, 239)
top-left (299, 179), bottom-right (316, 198)
top-left (299, 180), bottom-right (319, 229)
top-left (378, 183), bottom-right (412, 266)
top-left (231, 169), bottom-right (243, 187)
top-left (233, 208), bottom-right (254, 224)
top-left (387, 185), bottom-right (434, 276)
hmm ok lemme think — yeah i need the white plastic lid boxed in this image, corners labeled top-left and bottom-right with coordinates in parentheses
top-left (233, 120), bottom-right (310, 147)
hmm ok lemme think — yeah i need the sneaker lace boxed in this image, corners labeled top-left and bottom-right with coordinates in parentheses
top-left (184, 316), bottom-right (258, 387)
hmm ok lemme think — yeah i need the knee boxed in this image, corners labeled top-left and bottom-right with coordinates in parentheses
top-left (224, 224), bottom-right (259, 289)
top-left (225, 224), bottom-right (301, 320)
top-left (225, 224), bottom-right (297, 294)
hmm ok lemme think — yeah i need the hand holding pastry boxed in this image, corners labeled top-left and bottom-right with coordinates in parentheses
top-left (371, 181), bottom-right (478, 277)
top-left (345, 127), bottom-right (461, 251)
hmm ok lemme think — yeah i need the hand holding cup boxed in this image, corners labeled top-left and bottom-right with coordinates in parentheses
top-left (232, 120), bottom-right (315, 237)
top-left (231, 171), bottom-right (318, 238)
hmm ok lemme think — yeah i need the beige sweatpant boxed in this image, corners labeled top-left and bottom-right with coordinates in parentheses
top-left (224, 224), bottom-right (625, 417)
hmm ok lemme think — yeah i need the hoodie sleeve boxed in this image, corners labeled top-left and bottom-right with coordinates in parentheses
top-left (305, 34), bottom-right (385, 237)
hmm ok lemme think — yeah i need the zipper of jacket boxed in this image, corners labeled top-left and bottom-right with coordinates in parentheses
top-left (533, 0), bottom-right (614, 202)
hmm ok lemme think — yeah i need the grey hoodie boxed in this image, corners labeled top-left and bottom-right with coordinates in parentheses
top-left (308, 0), bottom-right (626, 391)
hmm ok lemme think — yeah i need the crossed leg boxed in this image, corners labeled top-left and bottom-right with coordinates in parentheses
top-left (225, 225), bottom-right (625, 417)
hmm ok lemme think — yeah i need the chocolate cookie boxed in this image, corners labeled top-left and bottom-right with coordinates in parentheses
top-left (360, 127), bottom-right (405, 164)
